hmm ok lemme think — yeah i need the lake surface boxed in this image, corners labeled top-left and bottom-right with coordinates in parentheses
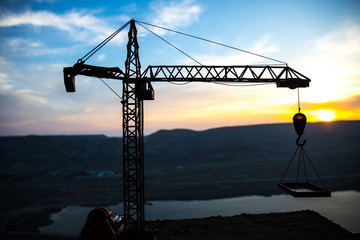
top-left (40, 190), bottom-right (360, 236)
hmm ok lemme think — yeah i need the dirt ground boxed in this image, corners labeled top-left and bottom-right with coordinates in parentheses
top-left (146, 210), bottom-right (358, 240)
top-left (1, 210), bottom-right (358, 240)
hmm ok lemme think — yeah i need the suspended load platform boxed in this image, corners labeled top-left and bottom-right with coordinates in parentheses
top-left (278, 113), bottom-right (331, 198)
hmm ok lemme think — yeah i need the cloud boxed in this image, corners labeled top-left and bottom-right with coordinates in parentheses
top-left (0, 74), bottom-right (122, 136)
top-left (0, 1), bottom-right (203, 51)
top-left (0, 61), bottom-right (47, 108)
top-left (97, 54), bottom-right (106, 62)
top-left (0, 53), bottom-right (124, 136)
top-left (147, 0), bottom-right (202, 34)
top-left (122, 3), bottom-right (137, 12)
top-left (0, 88), bottom-right (46, 129)
top-left (292, 23), bottom-right (360, 103)
top-left (7, 38), bottom-right (42, 48)
top-left (31, 0), bottom-right (58, 3)
top-left (2, 37), bottom-right (72, 57)
top-left (0, 9), bottom-right (128, 44)
top-left (296, 94), bottom-right (360, 122)
top-left (303, 94), bottom-right (360, 111)
top-left (251, 35), bottom-right (278, 56)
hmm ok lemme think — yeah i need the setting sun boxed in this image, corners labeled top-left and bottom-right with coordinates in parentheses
top-left (317, 110), bottom-right (336, 122)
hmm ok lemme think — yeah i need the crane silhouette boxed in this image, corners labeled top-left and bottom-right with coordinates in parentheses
top-left (63, 19), bottom-right (310, 236)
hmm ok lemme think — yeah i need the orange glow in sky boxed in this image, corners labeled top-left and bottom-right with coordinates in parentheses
top-left (316, 110), bottom-right (336, 122)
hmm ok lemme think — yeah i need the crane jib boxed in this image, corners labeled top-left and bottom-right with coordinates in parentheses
top-left (63, 64), bottom-right (310, 92)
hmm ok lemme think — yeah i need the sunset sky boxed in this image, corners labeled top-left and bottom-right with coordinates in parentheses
top-left (0, 0), bottom-right (359, 136)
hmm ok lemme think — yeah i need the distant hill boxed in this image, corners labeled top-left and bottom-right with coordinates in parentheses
top-left (0, 135), bottom-right (122, 173)
top-left (1, 121), bottom-right (359, 175)
top-left (144, 121), bottom-right (360, 175)
top-left (0, 121), bottom-right (359, 208)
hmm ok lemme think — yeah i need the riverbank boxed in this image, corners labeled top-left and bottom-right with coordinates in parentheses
top-left (38, 190), bottom-right (360, 235)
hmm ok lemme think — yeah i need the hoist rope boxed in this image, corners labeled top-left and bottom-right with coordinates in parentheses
top-left (297, 88), bottom-right (301, 113)
top-left (80, 20), bottom-right (131, 63)
top-left (135, 20), bottom-right (288, 65)
top-left (279, 142), bottom-right (329, 192)
top-left (136, 21), bottom-right (203, 66)
top-left (280, 146), bottom-right (300, 182)
top-left (302, 148), bottom-right (328, 190)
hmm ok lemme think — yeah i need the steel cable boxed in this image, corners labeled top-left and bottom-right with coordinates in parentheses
top-left (135, 20), bottom-right (288, 65)
top-left (136, 21), bottom-right (203, 66)
top-left (80, 20), bottom-right (131, 63)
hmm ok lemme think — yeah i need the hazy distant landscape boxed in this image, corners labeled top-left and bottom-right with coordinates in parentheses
top-left (0, 121), bottom-right (359, 233)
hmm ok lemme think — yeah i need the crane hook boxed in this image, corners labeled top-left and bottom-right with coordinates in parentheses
top-left (296, 135), bottom-right (307, 146)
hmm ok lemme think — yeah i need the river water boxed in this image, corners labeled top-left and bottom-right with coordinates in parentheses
top-left (40, 190), bottom-right (360, 236)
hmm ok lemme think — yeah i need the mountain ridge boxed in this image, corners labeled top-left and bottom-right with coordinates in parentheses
top-left (1, 120), bottom-right (359, 170)
top-left (0, 121), bottom-right (359, 223)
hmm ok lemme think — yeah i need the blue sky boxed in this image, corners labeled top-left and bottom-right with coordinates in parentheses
top-left (0, 0), bottom-right (359, 136)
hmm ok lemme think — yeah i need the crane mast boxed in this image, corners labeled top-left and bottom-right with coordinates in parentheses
top-left (122, 20), bottom-right (146, 231)
top-left (63, 19), bottom-right (310, 233)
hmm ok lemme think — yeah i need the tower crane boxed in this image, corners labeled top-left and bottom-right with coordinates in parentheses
top-left (63, 19), bottom-right (310, 235)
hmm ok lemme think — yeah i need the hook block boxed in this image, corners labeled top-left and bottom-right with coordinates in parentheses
top-left (293, 113), bottom-right (307, 136)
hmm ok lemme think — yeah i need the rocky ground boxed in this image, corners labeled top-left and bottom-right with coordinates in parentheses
top-left (146, 210), bottom-right (358, 240)
top-left (1, 210), bottom-right (359, 240)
